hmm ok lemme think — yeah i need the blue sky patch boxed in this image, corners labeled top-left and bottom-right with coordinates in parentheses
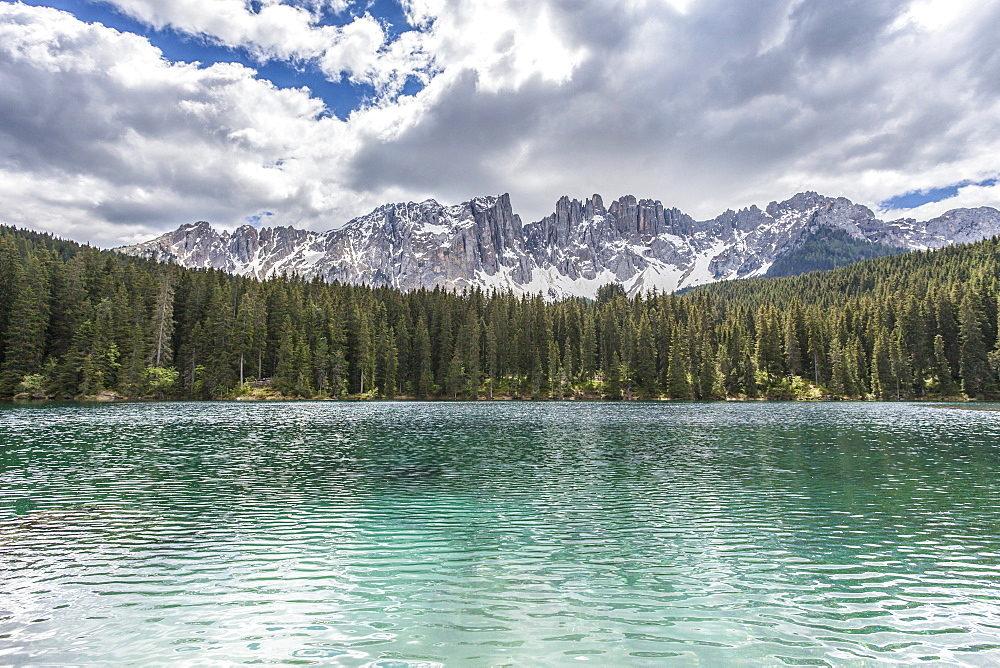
top-left (245, 211), bottom-right (274, 227)
top-left (880, 177), bottom-right (998, 210)
top-left (16, 0), bottom-right (420, 119)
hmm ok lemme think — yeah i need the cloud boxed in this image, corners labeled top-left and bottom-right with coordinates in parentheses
top-left (100, 0), bottom-right (433, 96)
top-left (349, 0), bottom-right (948, 220)
top-left (2, 0), bottom-right (1000, 248)
top-left (0, 3), bottom-right (363, 245)
top-left (878, 180), bottom-right (1000, 222)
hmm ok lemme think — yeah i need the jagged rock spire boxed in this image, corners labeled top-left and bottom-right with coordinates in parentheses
top-left (120, 192), bottom-right (1000, 299)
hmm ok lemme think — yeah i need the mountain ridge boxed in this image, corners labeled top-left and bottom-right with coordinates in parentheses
top-left (119, 192), bottom-right (1000, 298)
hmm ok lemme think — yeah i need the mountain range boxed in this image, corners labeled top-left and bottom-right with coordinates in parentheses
top-left (119, 192), bottom-right (1000, 299)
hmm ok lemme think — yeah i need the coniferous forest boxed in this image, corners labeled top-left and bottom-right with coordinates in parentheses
top-left (1, 224), bottom-right (999, 402)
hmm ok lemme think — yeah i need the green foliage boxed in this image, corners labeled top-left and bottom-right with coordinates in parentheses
top-left (146, 366), bottom-right (179, 399)
top-left (16, 373), bottom-right (48, 400)
top-left (765, 228), bottom-right (904, 278)
top-left (596, 283), bottom-right (626, 304)
top-left (1, 224), bottom-right (999, 402)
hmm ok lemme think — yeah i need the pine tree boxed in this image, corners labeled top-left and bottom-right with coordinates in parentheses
top-left (313, 335), bottom-right (330, 394)
top-left (580, 311), bottom-right (597, 381)
top-left (353, 303), bottom-right (375, 395)
top-left (888, 326), bottom-right (912, 400)
top-left (806, 319), bottom-right (826, 386)
top-left (393, 311), bottom-right (411, 393)
top-left (784, 314), bottom-right (803, 377)
top-left (460, 306), bottom-right (481, 397)
top-left (529, 345), bottom-right (544, 399)
top-left (547, 338), bottom-right (560, 399)
top-left (447, 348), bottom-right (464, 399)
top-left (414, 315), bottom-right (434, 398)
top-left (870, 331), bottom-right (892, 399)
top-left (377, 326), bottom-right (399, 398)
top-left (898, 296), bottom-right (930, 396)
top-left (934, 334), bottom-right (957, 396)
top-left (328, 347), bottom-right (347, 397)
top-left (828, 338), bottom-right (846, 396)
top-left (0, 235), bottom-right (21, 367)
top-left (697, 352), bottom-right (721, 400)
top-left (435, 300), bottom-right (454, 388)
top-left (604, 351), bottom-right (622, 399)
top-left (150, 273), bottom-right (175, 368)
top-left (485, 317), bottom-right (498, 399)
top-left (273, 327), bottom-right (299, 396)
top-left (755, 305), bottom-right (784, 376)
top-left (740, 347), bottom-right (758, 398)
top-left (197, 279), bottom-right (237, 396)
top-left (0, 256), bottom-right (50, 395)
top-left (666, 326), bottom-right (693, 399)
top-left (234, 289), bottom-right (265, 384)
top-left (293, 336), bottom-right (313, 397)
top-left (561, 339), bottom-right (574, 398)
top-left (936, 292), bottom-right (961, 377)
top-left (959, 292), bottom-right (997, 398)
top-left (635, 310), bottom-right (657, 396)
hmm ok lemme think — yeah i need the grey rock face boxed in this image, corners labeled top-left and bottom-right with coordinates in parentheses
top-left (119, 192), bottom-right (1000, 299)
top-left (316, 194), bottom-right (531, 290)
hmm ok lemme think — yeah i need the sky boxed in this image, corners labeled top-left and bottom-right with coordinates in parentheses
top-left (1, 0), bottom-right (999, 248)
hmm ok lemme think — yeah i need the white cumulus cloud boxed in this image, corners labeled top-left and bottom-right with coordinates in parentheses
top-left (1, 0), bottom-right (1000, 247)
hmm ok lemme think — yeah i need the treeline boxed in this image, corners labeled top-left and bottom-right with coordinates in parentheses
top-left (763, 228), bottom-right (903, 278)
top-left (1, 224), bottom-right (999, 401)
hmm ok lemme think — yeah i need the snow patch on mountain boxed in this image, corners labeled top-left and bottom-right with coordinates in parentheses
top-left (119, 192), bottom-right (1000, 299)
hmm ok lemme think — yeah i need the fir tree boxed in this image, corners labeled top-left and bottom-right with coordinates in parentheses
top-left (666, 327), bottom-right (693, 399)
top-left (634, 311), bottom-right (657, 396)
top-left (0, 256), bottom-right (50, 395)
top-left (414, 315), bottom-right (434, 398)
top-left (959, 292), bottom-right (997, 398)
top-left (934, 333), bottom-right (957, 395)
top-left (604, 351), bottom-right (622, 400)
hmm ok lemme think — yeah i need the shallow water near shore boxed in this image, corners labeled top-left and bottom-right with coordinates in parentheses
top-left (2, 401), bottom-right (1000, 666)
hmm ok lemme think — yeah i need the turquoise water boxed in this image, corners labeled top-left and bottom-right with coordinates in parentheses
top-left (1, 401), bottom-right (1000, 666)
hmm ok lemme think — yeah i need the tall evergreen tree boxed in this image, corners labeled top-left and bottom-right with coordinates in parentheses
top-left (604, 350), bottom-right (622, 400)
top-left (414, 315), bottom-right (434, 398)
top-left (634, 311), bottom-right (657, 396)
top-left (0, 234), bottom-right (21, 365)
top-left (234, 289), bottom-right (265, 383)
top-left (485, 317), bottom-right (498, 399)
top-left (0, 256), bottom-right (50, 395)
top-left (959, 292), bottom-right (997, 398)
top-left (755, 305), bottom-right (784, 376)
top-left (934, 333), bottom-right (957, 395)
top-left (666, 326), bottom-right (693, 399)
top-left (784, 314), bottom-right (803, 377)
top-left (870, 331), bottom-right (892, 399)
top-left (150, 273), bottom-right (175, 368)
top-left (580, 311), bottom-right (597, 381)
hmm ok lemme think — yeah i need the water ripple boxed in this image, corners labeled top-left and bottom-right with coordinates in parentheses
top-left (2, 401), bottom-right (1000, 665)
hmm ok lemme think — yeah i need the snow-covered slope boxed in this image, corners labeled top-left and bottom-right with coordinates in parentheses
top-left (119, 192), bottom-right (1000, 299)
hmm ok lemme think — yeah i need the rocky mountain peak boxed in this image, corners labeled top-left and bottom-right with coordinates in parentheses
top-left (119, 192), bottom-right (1000, 299)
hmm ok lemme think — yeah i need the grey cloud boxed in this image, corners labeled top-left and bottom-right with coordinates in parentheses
top-left (347, 69), bottom-right (555, 197)
top-left (0, 49), bottom-right (234, 193)
top-left (343, 0), bottom-right (1000, 220)
top-left (785, 0), bottom-right (903, 62)
top-left (347, 1), bottom-right (864, 216)
top-left (0, 56), bottom-right (122, 174)
top-left (965, 4), bottom-right (1000, 97)
top-left (3, 0), bottom-right (1000, 245)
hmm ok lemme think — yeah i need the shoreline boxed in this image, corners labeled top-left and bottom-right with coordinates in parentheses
top-left (2, 395), bottom-right (983, 405)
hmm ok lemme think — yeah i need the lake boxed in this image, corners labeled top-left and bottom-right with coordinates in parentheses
top-left (2, 401), bottom-right (999, 666)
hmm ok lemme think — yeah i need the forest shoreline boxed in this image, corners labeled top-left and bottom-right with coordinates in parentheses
top-left (4, 226), bottom-right (1000, 406)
